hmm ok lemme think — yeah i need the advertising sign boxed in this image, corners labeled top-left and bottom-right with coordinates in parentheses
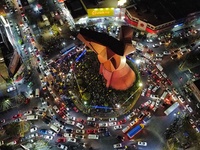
top-left (87, 8), bottom-right (114, 17)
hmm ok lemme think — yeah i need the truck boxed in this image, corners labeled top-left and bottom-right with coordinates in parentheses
top-left (127, 124), bottom-right (144, 139)
top-left (164, 102), bottom-right (179, 116)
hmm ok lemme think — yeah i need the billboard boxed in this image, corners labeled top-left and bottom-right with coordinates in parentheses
top-left (87, 8), bottom-right (114, 17)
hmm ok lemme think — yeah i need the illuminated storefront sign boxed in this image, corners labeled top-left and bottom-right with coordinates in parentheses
top-left (87, 8), bottom-right (114, 17)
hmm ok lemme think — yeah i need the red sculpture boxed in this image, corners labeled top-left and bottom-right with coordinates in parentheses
top-left (77, 26), bottom-right (136, 90)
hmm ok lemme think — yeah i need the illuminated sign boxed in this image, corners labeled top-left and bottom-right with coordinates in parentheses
top-left (87, 8), bottom-right (114, 17)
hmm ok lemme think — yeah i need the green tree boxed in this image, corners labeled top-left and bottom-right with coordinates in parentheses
top-left (0, 98), bottom-right (12, 111)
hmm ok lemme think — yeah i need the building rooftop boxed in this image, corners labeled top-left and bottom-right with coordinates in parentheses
top-left (194, 79), bottom-right (200, 90)
top-left (81, 0), bottom-right (118, 9)
top-left (126, 0), bottom-right (200, 26)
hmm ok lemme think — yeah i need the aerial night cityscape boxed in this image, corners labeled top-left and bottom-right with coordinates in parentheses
top-left (0, 0), bottom-right (200, 150)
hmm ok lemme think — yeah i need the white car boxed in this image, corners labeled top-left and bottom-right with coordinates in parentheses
top-left (155, 57), bottom-right (162, 61)
top-left (57, 144), bottom-right (68, 150)
top-left (68, 116), bottom-right (76, 121)
top-left (109, 118), bottom-right (117, 122)
top-left (127, 112), bottom-right (136, 119)
top-left (24, 110), bottom-right (32, 115)
top-left (29, 133), bottom-right (38, 138)
top-left (48, 130), bottom-right (56, 136)
top-left (109, 122), bottom-right (117, 126)
top-left (76, 123), bottom-right (84, 129)
top-left (53, 105), bottom-right (59, 113)
top-left (152, 44), bottom-right (159, 48)
top-left (150, 94), bottom-right (159, 99)
top-left (138, 141), bottom-right (147, 146)
top-left (114, 125), bottom-right (122, 130)
top-left (76, 129), bottom-right (85, 134)
top-left (178, 95), bottom-right (185, 103)
top-left (192, 125), bottom-right (200, 133)
top-left (68, 138), bottom-right (76, 143)
top-left (99, 122), bottom-right (108, 127)
top-left (44, 135), bottom-right (53, 140)
top-left (30, 127), bottom-right (37, 132)
top-left (141, 88), bottom-right (147, 96)
top-left (65, 120), bottom-right (75, 126)
top-left (113, 143), bottom-right (123, 148)
top-left (7, 86), bottom-right (16, 92)
top-left (152, 86), bottom-right (160, 93)
top-left (186, 105), bottom-right (193, 113)
top-left (63, 133), bottom-right (73, 138)
top-left (87, 117), bottom-right (96, 121)
top-left (54, 122), bottom-right (64, 129)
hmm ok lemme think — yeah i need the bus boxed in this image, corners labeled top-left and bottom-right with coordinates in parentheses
top-left (127, 124), bottom-right (144, 139)
top-left (35, 88), bottom-right (40, 98)
top-left (60, 43), bottom-right (76, 55)
top-left (164, 102), bottom-right (179, 116)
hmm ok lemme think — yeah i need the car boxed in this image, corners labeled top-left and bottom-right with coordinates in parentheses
top-left (57, 137), bottom-right (66, 143)
top-left (146, 89), bottom-right (151, 97)
top-left (75, 135), bottom-right (85, 139)
top-left (87, 117), bottom-right (96, 121)
top-left (114, 125), bottom-right (122, 130)
top-left (98, 127), bottom-right (108, 133)
top-left (53, 105), bottom-right (60, 113)
top-left (113, 143), bottom-right (123, 148)
top-left (12, 114), bottom-right (22, 119)
top-left (146, 39), bottom-right (153, 42)
top-left (76, 129), bottom-right (85, 134)
top-left (68, 116), bottom-right (76, 121)
top-left (67, 138), bottom-right (76, 143)
top-left (87, 121), bottom-right (97, 127)
top-left (150, 94), bottom-right (159, 99)
top-left (87, 129), bottom-right (97, 134)
top-left (57, 144), bottom-right (68, 150)
top-left (186, 105), bottom-right (193, 113)
top-left (166, 79), bottom-right (173, 86)
top-left (99, 123), bottom-right (108, 127)
top-left (150, 101), bottom-right (156, 109)
top-left (65, 128), bottom-right (74, 133)
top-left (48, 129), bottom-right (56, 136)
top-left (109, 118), bottom-right (117, 122)
top-left (70, 35), bottom-right (76, 40)
top-left (189, 119), bottom-right (194, 124)
top-left (65, 120), bottom-right (75, 126)
top-left (171, 54), bottom-right (178, 60)
top-left (39, 129), bottom-right (48, 134)
top-left (163, 51), bottom-right (171, 55)
top-left (30, 127), bottom-right (38, 132)
top-left (143, 100), bottom-right (151, 107)
top-left (138, 141), bottom-right (147, 146)
top-left (130, 119), bottom-right (138, 127)
top-left (141, 88), bottom-right (147, 96)
top-left (178, 95), bottom-right (185, 103)
top-left (152, 86), bottom-right (160, 92)
top-left (29, 133), bottom-right (38, 138)
top-left (155, 53), bottom-right (163, 58)
top-left (63, 133), bottom-right (73, 138)
top-left (73, 106), bottom-right (79, 112)
top-left (76, 123), bottom-right (84, 129)
top-left (7, 86), bottom-right (16, 92)
top-left (152, 44), bottom-right (159, 48)
top-left (173, 88), bottom-right (179, 94)
top-left (138, 113), bottom-right (145, 120)
top-left (192, 125), bottom-right (200, 133)
top-left (155, 57), bottom-right (162, 61)
top-left (44, 135), bottom-right (53, 140)
top-left (109, 122), bottom-right (117, 126)
top-left (54, 122), bottom-right (64, 129)
top-left (0, 119), bottom-right (5, 124)
top-left (24, 110), bottom-right (32, 116)
top-left (118, 119), bottom-right (126, 124)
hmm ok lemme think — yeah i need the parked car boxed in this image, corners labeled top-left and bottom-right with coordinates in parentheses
top-left (30, 127), bottom-right (38, 132)
top-left (114, 125), bottom-right (122, 130)
top-left (138, 141), bottom-right (147, 146)
top-left (76, 123), bottom-right (84, 129)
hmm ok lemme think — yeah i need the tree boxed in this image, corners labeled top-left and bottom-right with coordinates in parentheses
top-left (0, 98), bottom-right (12, 111)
